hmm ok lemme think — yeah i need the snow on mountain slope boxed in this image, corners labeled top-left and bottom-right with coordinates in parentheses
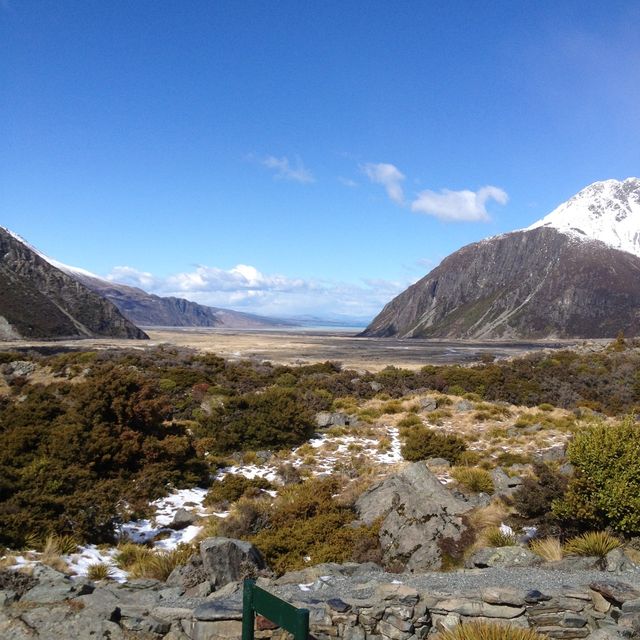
top-left (527, 177), bottom-right (640, 257)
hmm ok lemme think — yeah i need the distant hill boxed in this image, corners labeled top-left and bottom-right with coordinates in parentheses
top-left (362, 178), bottom-right (640, 339)
top-left (50, 265), bottom-right (295, 330)
top-left (0, 228), bottom-right (148, 340)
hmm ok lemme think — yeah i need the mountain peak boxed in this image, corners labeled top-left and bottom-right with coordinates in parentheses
top-left (527, 177), bottom-right (640, 256)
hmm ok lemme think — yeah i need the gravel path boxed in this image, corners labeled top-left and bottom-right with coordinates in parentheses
top-left (271, 567), bottom-right (640, 605)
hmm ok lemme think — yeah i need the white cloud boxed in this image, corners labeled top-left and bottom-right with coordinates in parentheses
top-left (105, 263), bottom-right (406, 318)
top-left (107, 266), bottom-right (158, 289)
top-left (410, 185), bottom-right (508, 222)
top-left (338, 177), bottom-right (359, 188)
top-left (361, 162), bottom-right (405, 204)
top-left (260, 155), bottom-right (315, 183)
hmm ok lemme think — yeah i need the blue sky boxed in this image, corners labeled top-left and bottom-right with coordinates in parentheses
top-left (2, 1), bottom-right (639, 318)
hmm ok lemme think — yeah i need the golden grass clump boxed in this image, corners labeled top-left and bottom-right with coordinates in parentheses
top-left (564, 531), bottom-right (622, 558)
top-left (114, 542), bottom-right (152, 570)
top-left (468, 500), bottom-right (510, 532)
top-left (87, 562), bottom-right (114, 581)
top-left (451, 467), bottom-right (494, 494)
top-left (127, 545), bottom-right (195, 581)
top-left (529, 537), bottom-right (563, 562)
top-left (435, 621), bottom-right (549, 640)
top-left (483, 527), bottom-right (518, 547)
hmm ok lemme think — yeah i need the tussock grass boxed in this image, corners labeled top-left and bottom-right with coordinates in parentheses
top-left (483, 527), bottom-right (518, 547)
top-left (435, 621), bottom-right (549, 640)
top-left (128, 545), bottom-right (195, 581)
top-left (564, 531), bottom-right (621, 558)
top-left (87, 562), bottom-right (114, 581)
top-left (451, 467), bottom-right (494, 494)
top-left (468, 500), bottom-right (510, 532)
top-left (529, 537), bottom-right (563, 562)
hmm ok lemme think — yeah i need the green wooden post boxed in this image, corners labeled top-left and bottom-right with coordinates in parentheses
top-left (242, 578), bottom-right (309, 640)
top-left (242, 579), bottom-right (255, 640)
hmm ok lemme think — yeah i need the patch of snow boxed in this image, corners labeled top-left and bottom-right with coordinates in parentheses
top-left (526, 177), bottom-right (640, 257)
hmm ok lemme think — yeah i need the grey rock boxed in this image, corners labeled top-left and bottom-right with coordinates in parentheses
top-left (491, 467), bottom-right (522, 495)
top-left (548, 557), bottom-right (603, 571)
top-left (377, 618), bottom-right (414, 639)
top-left (563, 613), bottom-right (589, 628)
top-left (194, 599), bottom-right (243, 621)
top-left (20, 566), bottom-right (94, 603)
top-left (621, 598), bottom-right (640, 614)
top-left (541, 445), bottom-right (567, 463)
top-left (316, 411), bottom-right (334, 428)
top-left (356, 462), bottom-right (472, 571)
top-left (327, 598), bottom-right (351, 612)
top-left (426, 458), bottom-right (451, 469)
top-left (121, 615), bottom-right (171, 635)
top-left (200, 537), bottom-right (266, 588)
top-left (432, 598), bottom-right (525, 619)
top-left (419, 398), bottom-right (437, 412)
top-left (606, 549), bottom-right (639, 573)
top-left (466, 546), bottom-right (541, 569)
top-left (454, 400), bottom-right (474, 412)
top-left (481, 587), bottom-right (526, 607)
top-left (166, 552), bottom-right (208, 589)
top-left (586, 630), bottom-right (626, 640)
top-left (590, 581), bottom-right (640, 607)
top-left (170, 507), bottom-right (198, 530)
top-left (531, 627), bottom-right (589, 639)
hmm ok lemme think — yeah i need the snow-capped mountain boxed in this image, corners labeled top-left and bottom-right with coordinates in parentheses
top-left (527, 177), bottom-right (640, 257)
top-left (362, 178), bottom-right (640, 339)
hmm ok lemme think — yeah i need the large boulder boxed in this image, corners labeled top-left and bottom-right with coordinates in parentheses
top-left (355, 462), bottom-right (473, 571)
top-left (199, 537), bottom-right (267, 588)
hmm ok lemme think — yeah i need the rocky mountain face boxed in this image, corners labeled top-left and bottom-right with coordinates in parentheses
top-left (362, 178), bottom-right (640, 339)
top-left (64, 270), bottom-right (292, 329)
top-left (0, 228), bottom-right (148, 340)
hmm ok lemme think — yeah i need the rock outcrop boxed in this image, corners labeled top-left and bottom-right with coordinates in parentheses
top-left (355, 462), bottom-right (473, 571)
top-left (0, 228), bottom-right (147, 340)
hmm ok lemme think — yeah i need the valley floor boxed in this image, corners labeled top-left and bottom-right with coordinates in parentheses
top-left (1, 327), bottom-right (583, 371)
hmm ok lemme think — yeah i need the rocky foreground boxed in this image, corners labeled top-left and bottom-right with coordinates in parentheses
top-left (3, 536), bottom-right (640, 640)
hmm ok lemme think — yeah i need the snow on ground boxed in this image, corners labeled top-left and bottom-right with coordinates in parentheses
top-left (66, 545), bottom-right (128, 581)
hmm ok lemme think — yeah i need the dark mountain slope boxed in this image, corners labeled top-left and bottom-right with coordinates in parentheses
top-left (69, 272), bottom-right (293, 328)
top-left (0, 228), bottom-right (148, 340)
top-left (361, 228), bottom-right (640, 339)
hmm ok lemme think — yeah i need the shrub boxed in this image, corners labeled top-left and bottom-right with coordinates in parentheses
top-left (564, 531), bottom-right (621, 558)
top-left (247, 477), bottom-right (381, 574)
top-left (529, 537), bottom-right (563, 562)
top-left (552, 418), bottom-right (640, 534)
top-left (451, 467), bottom-right (494, 494)
top-left (204, 475), bottom-right (273, 508)
top-left (397, 414), bottom-right (422, 429)
top-left (401, 426), bottom-right (467, 463)
top-left (513, 462), bottom-right (567, 520)
top-left (198, 387), bottom-right (315, 452)
top-left (435, 621), bottom-right (548, 640)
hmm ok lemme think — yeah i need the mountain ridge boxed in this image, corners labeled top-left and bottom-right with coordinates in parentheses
top-left (362, 178), bottom-right (640, 340)
top-left (0, 227), bottom-right (148, 341)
